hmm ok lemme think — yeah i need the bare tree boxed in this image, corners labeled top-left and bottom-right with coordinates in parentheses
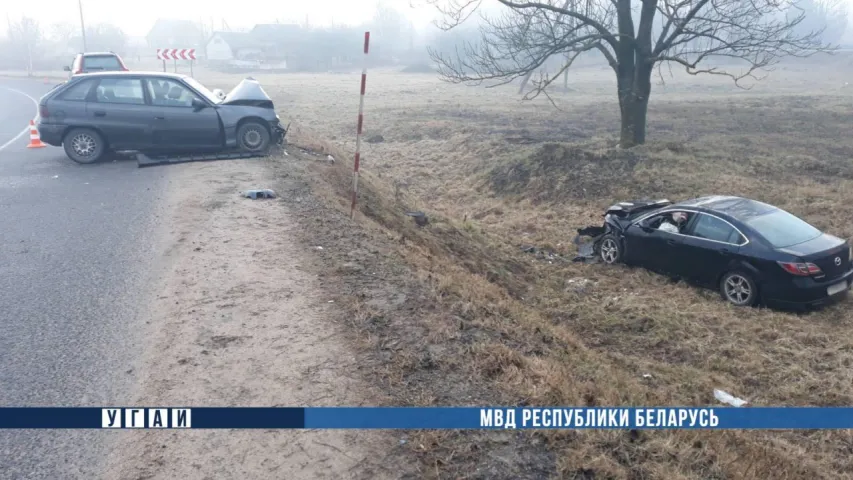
top-left (425, 0), bottom-right (833, 147)
top-left (6, 17), bottom-right (42, 74)
top-left (86, 24), bottom-right (128, 55)
top-left (372, 2), bottom-right (411, 62)
top-left (789, 0), bottom-right (848, 45)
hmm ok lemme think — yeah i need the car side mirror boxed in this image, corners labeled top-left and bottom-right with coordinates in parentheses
top-left (638, 219), bottom-right (654, 232)
top-left (191, 98), bottom-right (206, 110)
top-left (63, 66), bottom-right (71, 72)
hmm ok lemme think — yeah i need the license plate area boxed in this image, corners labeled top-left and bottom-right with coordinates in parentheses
top-left (827, 281), bottom-right (848, 296)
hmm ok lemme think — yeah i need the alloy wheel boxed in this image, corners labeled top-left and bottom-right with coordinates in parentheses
top-left (600, 238), bottom-right (619, 264)
top-left (724, 274), bottom-right (752, 305)
top-left (71, 134), bottom-right (96, 157)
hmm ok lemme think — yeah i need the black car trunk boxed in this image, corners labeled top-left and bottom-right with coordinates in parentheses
top-left (782, 235), bottom-right (851, 281)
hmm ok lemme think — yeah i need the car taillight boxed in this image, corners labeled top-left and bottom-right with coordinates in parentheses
top-left (39, 104), bottom-right (49, 118)
top-left (778, 261), bottom-right (822, 276)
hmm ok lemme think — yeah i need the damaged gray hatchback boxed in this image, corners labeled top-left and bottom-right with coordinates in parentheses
top-left (36, 71), bottom-right (286, 164)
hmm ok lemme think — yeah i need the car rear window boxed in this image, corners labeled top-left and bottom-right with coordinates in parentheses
top-left (83, 55), bottom-right (121, 70)
top-left (744, 208), bottom-right (822, 248)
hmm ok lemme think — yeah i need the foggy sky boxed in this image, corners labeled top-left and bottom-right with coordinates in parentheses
top-left (2, 0), bottom-right (465, 37)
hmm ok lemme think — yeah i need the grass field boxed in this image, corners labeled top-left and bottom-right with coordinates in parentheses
top-left (17, 56), bottom-right (852, 478)
top-left (222, 57), bottom-right (853, 478)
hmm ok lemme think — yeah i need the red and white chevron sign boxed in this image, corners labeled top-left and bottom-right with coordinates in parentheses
top-left (156, 48), bottom-right (196, 60)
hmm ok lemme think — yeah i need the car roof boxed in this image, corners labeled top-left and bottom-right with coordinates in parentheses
top-left (672, 195), bottom-right (777, 222)
top-left (78, 51), bottom-right (121, 57)
top-left (72, 70), bottom-right (188, 80)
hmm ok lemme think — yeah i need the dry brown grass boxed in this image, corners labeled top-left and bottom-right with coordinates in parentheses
top-left (200, 56), bottom-right (853, 478)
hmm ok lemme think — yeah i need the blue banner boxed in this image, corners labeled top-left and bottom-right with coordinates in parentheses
top-left (1, 407), bottom-right (853, 429)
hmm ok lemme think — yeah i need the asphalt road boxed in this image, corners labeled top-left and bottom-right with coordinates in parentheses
top-left (0, 77), bottom-right (172, 478)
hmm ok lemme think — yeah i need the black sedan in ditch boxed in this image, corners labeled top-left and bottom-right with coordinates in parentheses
top-left (35, 71), bottom-right (286, 164)
top-left (590, 196), bottom-right (853, 308)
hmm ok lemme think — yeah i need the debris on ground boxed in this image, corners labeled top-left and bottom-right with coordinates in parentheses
top-left (565, 277), bottom-right (594, 293)
top-left (714, 389), bottom-right (748, 407)
top-left (405, 211), bottom-right (429, 227)
top-left (366, 134), bottom-right (385, 144)
top-left (572, 225), bottom-right (607, 263)
top-left (327, 155), bottom-right (335, 163)
top-left (520, 245), bottom-right (568, 263)
top-left (241, 189), bottom-right (276, 199)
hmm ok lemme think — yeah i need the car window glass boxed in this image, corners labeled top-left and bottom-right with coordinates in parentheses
top-left (146, 79), bottom-right (197, 107)
top-left (744, 209), bottom-right (821, 248)
top-left (691, 214), bottom-right (740, 243)
top-left (644, 211), bottom-right (691, 233)
top-left (60, 79), bottom-right (96, 101)
top-left (94, 78), bottom-right (145, 105)
top-left (82, 55), bottom-right (121, 70)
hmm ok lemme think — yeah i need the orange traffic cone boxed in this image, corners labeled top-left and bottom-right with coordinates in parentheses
top-left (27, 120), bottom-right (46, 149)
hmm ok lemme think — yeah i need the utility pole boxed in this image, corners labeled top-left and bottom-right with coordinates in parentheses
top-left (78, 0), bottom-right (87, 51)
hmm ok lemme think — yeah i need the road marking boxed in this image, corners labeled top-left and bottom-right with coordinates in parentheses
top-left (0, 85), bottom-right (40, 152)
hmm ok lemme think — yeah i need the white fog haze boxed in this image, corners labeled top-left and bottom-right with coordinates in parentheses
top-left (1, 0), bottom-right (850, 74)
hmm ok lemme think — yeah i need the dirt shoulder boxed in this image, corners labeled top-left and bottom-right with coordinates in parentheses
top-left (101, 157), bottom-right (406, 479)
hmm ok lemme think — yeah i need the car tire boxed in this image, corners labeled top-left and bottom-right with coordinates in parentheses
top-left (598, 234), bottom-right (623, 265)
top-left (63, 128), bottom-right (105, 164)
top-left (237, 121), bottom-right (271, 154)
top-left (719, 270), bottom-right (758, 306)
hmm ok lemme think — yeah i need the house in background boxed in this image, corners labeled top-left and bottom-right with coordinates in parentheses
top-left (205, 32), bottom-right (264, 62)
top-left (202, 22), bottom-right (363, 72)
top-left (204, 26), bottom-right (295, 70)
top-left (249, 23), bottom-right (302, 61)
top-left (146, 19), bottom-right (205, 52)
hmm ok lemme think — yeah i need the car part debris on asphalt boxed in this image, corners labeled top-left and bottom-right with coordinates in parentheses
top-left (242, 189), bottom-right (276, 199)
top-left (136, 151), bottom-right (268, 167)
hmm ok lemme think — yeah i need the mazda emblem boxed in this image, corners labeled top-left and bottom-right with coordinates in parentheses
top-left (835, 256), bottom-right (842, 266)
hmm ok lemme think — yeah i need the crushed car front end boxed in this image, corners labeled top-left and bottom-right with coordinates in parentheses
top-left (271, 117), bottom-right (287, 146)
top-left (573, 199), bottom-right (672, 262)
top-left (216, 78), bottom-right (287, 150)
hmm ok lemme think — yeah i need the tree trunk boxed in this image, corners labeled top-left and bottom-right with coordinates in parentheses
top-left (619, 96), bottom-right (648, 147)
top-left (618, 63), bottom-right (653, 148)
top-left (518, 70), bottom-right (533, 94)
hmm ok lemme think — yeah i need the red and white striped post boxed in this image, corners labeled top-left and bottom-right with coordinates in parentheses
top-left (350, 32), bottom-right (370, 219)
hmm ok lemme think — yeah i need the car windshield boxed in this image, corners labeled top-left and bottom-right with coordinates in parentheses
top-left (183, 77), bottom-right (221, 104)
top-left (83, 55), bottom-right (121, 70)
top-left (744, 208), bottom-right (822, 248)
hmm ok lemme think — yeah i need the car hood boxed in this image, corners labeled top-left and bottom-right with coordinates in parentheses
top-left (221, 78), bottom-right (274, 108)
